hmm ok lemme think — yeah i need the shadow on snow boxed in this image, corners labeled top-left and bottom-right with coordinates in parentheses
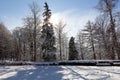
top-left (5, 66), bottom-right (64, 80)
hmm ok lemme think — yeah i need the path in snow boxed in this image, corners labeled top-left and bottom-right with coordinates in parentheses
top-left (0, 66), bottom-right (120, 80)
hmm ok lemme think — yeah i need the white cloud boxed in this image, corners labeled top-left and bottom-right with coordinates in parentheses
top-left (3, 16), bottom-right (9, 20)
top-left (0, 16), bottom-right (22, 31)
top-left (0, 9), bottom-right (99, 37)
top-left (51, 9), bottom-right (99, 37)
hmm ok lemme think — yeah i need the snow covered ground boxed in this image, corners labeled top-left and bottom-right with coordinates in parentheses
top-left (0, 66), bottom-right (120, 80)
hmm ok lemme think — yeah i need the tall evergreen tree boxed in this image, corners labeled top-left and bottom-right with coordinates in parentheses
top-left (69, 37), bottom-right (78, 60)
top-left (41, 2), bottom-right (56, 61)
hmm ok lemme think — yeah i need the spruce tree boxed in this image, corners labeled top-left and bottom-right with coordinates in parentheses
top-left (69, 37), bottom-right (78, 60)
top-left (41, 2), bottom-right (56, 61)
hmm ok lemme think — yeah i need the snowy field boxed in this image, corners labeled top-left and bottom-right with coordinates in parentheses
top-left (0, 66), bottom-right (120, 80)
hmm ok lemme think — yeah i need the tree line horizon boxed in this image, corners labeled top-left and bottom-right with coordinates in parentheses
top-left (0, 0), bottom-right (120, 61)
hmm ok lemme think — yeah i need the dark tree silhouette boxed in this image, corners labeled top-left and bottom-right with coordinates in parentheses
top-left (41, 2), bottom-right (56, 61)
top-left (69, 37), bottom-right (78, 60)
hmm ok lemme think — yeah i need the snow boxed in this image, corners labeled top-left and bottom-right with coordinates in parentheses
top-left (0, 66), bottom-right (120, 80)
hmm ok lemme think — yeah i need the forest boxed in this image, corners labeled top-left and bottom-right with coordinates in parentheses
top-left (0, 0), bottom-right (120, 62)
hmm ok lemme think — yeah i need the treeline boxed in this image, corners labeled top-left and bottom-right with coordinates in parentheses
top-left (0, 2), bottom-right (68, 61)
top-left (0, 0), bottom-right (120, 61)
top-left (76, 0), bottom-right (120, 60)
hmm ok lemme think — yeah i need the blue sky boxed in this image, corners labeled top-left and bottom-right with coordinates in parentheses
top-left (0, 0), bottom-right (119, 37)
top-left (0, 0), bottom-right (98, 14)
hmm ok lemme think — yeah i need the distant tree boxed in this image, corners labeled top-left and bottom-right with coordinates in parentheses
top-left (23, 17), bottom-right (34, 61)
top-left (41, 2), bottom-right (56, 61)
top-left (13, 27), bottom-right (33, 61)
top-left (77, 32), bottom-right (86, 60)
top-left (61, 33), bottom-right (69, 60)
top-left (12, 27), bottom-right (23, 61)
top-left (83, 21), bottom-right (97, 60)
top-left (55, 20), bottom-right (68, 60)
top-left (69, 37), bottom-right (78, 60)
top-left (0, 23), bottom-right (13, 60)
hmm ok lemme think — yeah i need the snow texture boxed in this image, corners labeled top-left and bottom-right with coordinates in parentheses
top-left (0, 66), bottom-right (120, 80)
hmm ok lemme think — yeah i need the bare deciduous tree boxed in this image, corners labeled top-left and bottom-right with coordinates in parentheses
top-left (83, 21), bottom-right (96, 60)
top-left (97, 0), bottom-right (120, 59)
top-left (29, 2), bottom-right (41, 61)
top-left (55, 20), bottom-right (67, 60)
top-left (0, 23), bottom-right (13, 60)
